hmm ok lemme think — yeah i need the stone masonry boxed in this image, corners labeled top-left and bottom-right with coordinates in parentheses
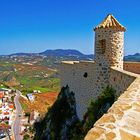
top-left (85, 74), bottom-right (140, 140)
top-left (60, 14), bottom-right (140, 139)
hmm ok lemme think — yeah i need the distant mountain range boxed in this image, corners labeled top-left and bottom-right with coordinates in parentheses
top-left (8, 49), bottom-right (94, 60)
top-left (40, 49), bottom-right (93, 57)
top-left (1, 49), bottom-right (140, 62)
top-left (124, 53), bottom-right (140, 62)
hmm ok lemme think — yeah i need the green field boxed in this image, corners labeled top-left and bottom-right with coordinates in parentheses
top-left (0, 59), bottom-right (60, 95)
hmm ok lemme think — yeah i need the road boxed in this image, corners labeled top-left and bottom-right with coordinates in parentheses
top-left (13, 90), bottom-right (22, 140)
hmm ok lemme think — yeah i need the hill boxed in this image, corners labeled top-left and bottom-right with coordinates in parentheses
top-left (8, 49), bottom-right (140, 62)
top-left (40, 49), bottom-right (93, 59)
top-left (124, 53), bottom-right (140, 62)
top-left (0, 61), bottom-right (60, 94)
top-left (8, 49), bottom-right (94, 61)
top-left (0, 50), bottom-right (139, 91)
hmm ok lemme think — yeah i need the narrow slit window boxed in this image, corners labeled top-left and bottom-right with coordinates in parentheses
top-left (98, 39), bottom-right (106, 54)
top-left (83, 72), bottom-right (88, 78)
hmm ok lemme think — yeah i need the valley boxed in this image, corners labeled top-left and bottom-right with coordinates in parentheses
top-left (0, 49), bottom-right (140, 140)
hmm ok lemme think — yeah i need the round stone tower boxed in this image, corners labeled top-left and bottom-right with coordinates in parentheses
top-left (94, 14), bottom-right (126, 92)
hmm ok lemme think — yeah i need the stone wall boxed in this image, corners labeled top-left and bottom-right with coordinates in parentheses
top-left (94, 28), bottom-right (124, 95)
top-left (124, 62), bottom-right (140, 74)
top-left (60, 61), bottom-right (97, 119)
top-left (95, 28), bottom-right (124, 69)
top-left (85, 70), bottom-right (140, 140)
top-left (109, 67), bottom-right (137, 97)
top-left (60, 61), bottom-right (139, 120)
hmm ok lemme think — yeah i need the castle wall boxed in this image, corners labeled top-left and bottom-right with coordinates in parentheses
top-left (60, 62), bottom-right (139, 119)
top-left (124, 62), bottom-right (140, 74)
top-left (85, 73), bottom-right (140, 140)
top-left (59, 14), bottom-right (140, 140)
top-left (60, 61), bottom-right (97, 119)
top-left (109, 67), bottom-right (137, 97)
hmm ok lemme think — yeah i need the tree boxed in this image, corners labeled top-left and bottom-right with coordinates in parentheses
top-left (23, 134), bottom-right (30, 140)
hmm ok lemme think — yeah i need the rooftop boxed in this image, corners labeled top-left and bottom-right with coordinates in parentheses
top-left (94, 14), bottom-right (126, 31)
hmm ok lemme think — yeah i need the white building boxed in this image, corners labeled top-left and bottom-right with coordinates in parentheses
top-left (27, 94), bottom-right (35, 102)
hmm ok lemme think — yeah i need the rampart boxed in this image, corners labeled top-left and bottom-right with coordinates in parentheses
top-left (85, 70), bottom-right (140, 140)
top-left (109, 67), bottom-right (137, 97)
top-left (60, 61), bottom-right (96, 119)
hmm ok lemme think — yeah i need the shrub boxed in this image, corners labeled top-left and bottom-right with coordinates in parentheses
top-left (82, 85), bottom-right (116, 133)
top-left (23, 134), bottom-right (30, 140)
top-left (33, 85), bottom-right (116, 140)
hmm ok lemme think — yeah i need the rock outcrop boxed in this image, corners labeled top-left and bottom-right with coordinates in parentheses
top-left (34, 86), bottom-right (78, 140)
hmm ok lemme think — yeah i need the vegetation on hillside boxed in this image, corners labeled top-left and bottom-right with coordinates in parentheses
top-left (19, 92), bottom-right (59, 115)
top-left (34, 86), bottom-right (78, 140)
top-left (33, 85), bottom-right (116, 140)
top-left (0, 58), bottom-right (61, 116)
top-left (0, 60), bottom-right (60, 95)
top-left (68, 85), bottom-right (116, 139)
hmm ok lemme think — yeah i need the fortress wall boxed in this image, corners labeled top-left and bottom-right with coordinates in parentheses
top-left (109, 67), bottom-right (138, 97)
top-left (85, 76), bottom-right (140, 140)
top-left (124, 62), bottom-right (140, 74)
top-left (60, 61), bottom-right (97, 119)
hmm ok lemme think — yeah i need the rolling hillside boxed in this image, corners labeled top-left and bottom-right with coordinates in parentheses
top-left (0, 50), bottom-right (139, 92)
top-left (0, 60), bottom-right (60, 95)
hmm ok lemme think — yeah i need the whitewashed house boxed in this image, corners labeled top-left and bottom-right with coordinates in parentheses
top-left (27, 94), bottom-right (35, 102)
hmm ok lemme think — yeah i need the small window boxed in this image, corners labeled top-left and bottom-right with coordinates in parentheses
top-left (98, 39), bottom-right (106, 54)
top-left (83, 72), bottom-right (88, 78)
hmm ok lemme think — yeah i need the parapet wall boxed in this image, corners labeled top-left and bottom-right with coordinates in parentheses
top-left (85, 69), bottom-right (140, 140)
top-left (109, 67), bottom-right (137, 97)
top-left (60, 61), bottom-right (96, 119)
top-left (124, 62), bottom-right (140, 74)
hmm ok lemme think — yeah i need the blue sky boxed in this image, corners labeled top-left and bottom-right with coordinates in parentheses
top-left (0, 0), bottom-right (140, 55)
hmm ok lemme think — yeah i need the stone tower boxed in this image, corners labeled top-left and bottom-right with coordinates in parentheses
top-left (94, 14), bottom-right (126, 93)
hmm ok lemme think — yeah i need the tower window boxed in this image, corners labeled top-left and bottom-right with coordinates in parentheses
top-left (98, 39), bottom-right (106, 54)
top-left (83, 72), bottom-right (88, 78)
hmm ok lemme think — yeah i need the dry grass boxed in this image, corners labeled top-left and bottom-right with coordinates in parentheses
top-left (19, 92), bottom-right (59, 115)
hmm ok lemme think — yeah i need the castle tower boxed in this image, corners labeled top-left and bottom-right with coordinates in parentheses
top-left (94, 14), bottom-right (126, 92)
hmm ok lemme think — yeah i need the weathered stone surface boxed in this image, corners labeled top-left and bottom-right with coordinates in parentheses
top-left (95, 114), bottom-right (116, 125)
top-left (84, 127), bottom-right (105, 140)
top-left (120, 129), bottom-right (140, 140)
top-left (106, 132), bottom-right (116, 140)
top-left (85, 78), bottom-right (140, 140)
top-left (60, 14), bottom-right (140, 140)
